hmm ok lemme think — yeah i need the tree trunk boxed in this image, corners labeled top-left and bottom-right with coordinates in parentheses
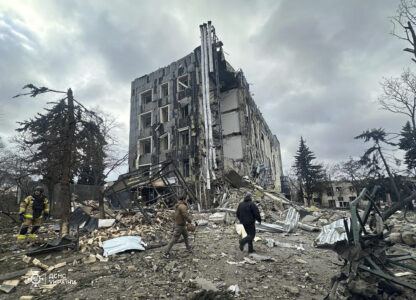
top-left (60, 88), bottom-right (76, 236)
top-left (46, 181), bottom-right (55, 216)
top-left (297, 178), bottom-right (304, 204)
top-left (382, 192), bottom-right (416, 220)
top-left (377, 147), bottom-right (401, 202)
top-left (98, 187), bottom-right (105, 219)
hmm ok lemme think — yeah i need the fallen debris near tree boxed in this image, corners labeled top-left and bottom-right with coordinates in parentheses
top-left (27, 235), bottom-right (79, 256)
top-left (325, 187), bottom-right (416, 299)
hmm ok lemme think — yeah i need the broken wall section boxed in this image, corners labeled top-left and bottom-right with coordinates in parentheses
top-left (220, 71), bottom-right (283, 191)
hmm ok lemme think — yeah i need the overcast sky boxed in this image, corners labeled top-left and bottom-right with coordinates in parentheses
top-left (0, 0), bottom-right (412, 176)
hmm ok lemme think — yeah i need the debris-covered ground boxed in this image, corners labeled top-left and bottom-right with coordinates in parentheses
top-left (0, 214), bottom-right (339, 299)
top-left (1, 188), bottom-right (416, 299)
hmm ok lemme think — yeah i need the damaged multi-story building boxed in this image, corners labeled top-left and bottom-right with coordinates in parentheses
top-left (128, 22), bottom-right (283, 206)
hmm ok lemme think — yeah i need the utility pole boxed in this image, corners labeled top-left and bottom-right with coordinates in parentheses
top-left (60, 88), bottom-right (76, 235)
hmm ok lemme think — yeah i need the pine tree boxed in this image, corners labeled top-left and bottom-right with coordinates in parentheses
top-left (16, 100), bottom-right (107, 196)
top-left (16, 100), bottom-right (69, 202)
top-left (77, 119), bottom-right (107, 185)
top-left (355, 128), bottom-right (401, 202)
top-left (293, 137), bottom-right (325, 206)
top-left (399, 121), bottom-right (416, 173)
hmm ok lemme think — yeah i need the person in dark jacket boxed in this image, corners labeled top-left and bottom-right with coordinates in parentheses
top-left (236, 192), bottom-right (261, 253)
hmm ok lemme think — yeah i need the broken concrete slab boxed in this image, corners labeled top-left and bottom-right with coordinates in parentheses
top-left (266, 238), bottom-right (305, 250)
top-left (386, 232), bottom-right (403, 243)
top-left (302, 215), bottom-right (319, 223)
top-left (98, 218), bottom-right (116, 228)
top-left (263, 191), bottom-right (290, 205)
top-left (297, 222), bottom-right (320, 232)
top-left (194, 277), bottom-right (218, 291)
top-left (401, 231), bottom-right (416, 246)
top-left (209, 212), bottom-right (226, 224)
top-left (224, 170), bottom-right (249, 188)
top-left (0, 279), bottom-right (19, 293)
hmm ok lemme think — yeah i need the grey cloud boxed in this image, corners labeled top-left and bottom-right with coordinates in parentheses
top-left (0, 0), bottom-right (413, 176)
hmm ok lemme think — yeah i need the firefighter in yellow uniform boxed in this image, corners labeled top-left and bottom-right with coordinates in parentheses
top-left (17, 186), bottom-right (49, 241)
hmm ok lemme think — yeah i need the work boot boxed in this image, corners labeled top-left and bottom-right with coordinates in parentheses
top-left (28, 233), bottom-right (37, 241)
top-left (17, 234), bottom-right (27, 242)
top-left (248, 249), bottom-right (256, 254)
top-left (239, 240), bottom-right (244, 251)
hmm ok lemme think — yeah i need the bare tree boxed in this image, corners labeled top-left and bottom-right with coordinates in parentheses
top-left (98, 152), bottom-right (128, 218)
top-left (0, 138), bottom-right (35, 223)
top-left (379, 69), bottom-right (416, 129)
top-left (392, 0), bottom-right (416, 63)
top-left (332, 158), bottom-right (368, 197)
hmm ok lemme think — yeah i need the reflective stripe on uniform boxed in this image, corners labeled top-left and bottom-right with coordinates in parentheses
top-left (24, 214), bottom-right (43, 219)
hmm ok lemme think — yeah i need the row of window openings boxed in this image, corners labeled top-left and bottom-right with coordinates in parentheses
top-left (326, 186), bottom-right (356, 196)
top-left (138, 131), bottom-right (190, 155)
top-left (139, 159), bottom-right (190, 178)
top-left (139, 105), bottom-right (189, 130)
top-left (327, 199), bottom-right (354, 208)
top-left (139, 75), bottom-right (189, 105)
top-left (315, 196), bottom-right (356, 207)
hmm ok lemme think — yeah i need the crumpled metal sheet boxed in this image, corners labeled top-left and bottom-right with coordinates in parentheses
top-left (314, 218), bottom-right (350, 248)
top-left (70, 207), bottom-right (98, 232)
top-left (257, 222), bottom-right (285, 233)
top-left (103, 236), bottom-right (147, 257)
top-left (27, 236), bottom-right (78, 256)
top-left (283, 207), bottom-right (299, 233)
top-left (257, 207), bottom-right (299, 233)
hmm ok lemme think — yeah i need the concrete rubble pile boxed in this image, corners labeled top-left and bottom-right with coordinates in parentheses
top-left (74, 207), bottom-right (174, 255)
top-left (317, 187), bottom-right (416, 299)
top-left (384, 211), bottom-right (416, 247)
top-left (0, 202), bottom-right (179, 296)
